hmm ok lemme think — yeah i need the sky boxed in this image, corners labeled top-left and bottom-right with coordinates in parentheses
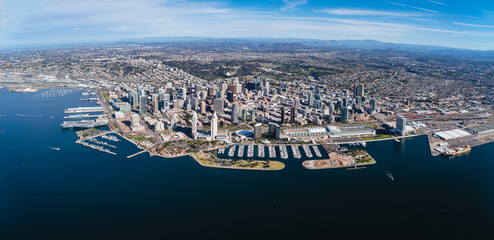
top-left (1, 0), bottom-right (494, 50)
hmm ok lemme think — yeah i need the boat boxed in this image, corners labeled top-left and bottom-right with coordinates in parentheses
top-left (48, 147), bottom-right (60, 151)
top-left (386, 171), bottom-right (394, 180)
top-left (443, 145), bottom-right (471, 156)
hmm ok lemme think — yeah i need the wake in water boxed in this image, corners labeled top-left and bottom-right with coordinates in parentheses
top-left (48, 147), bottom-right (61, 151)
top-left (0, 114), bottom-right (6, 117)
top-left (385, 169), bottom-right (394, 181)
top-left (16, 114), bottom-right (42, 117)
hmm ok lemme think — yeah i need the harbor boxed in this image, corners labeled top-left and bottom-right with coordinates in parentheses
top-left (216, 144), bottom-right (329, 161)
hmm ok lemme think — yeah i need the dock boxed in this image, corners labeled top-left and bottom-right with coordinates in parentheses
top-left (127, 150), bottom-right (147, 158)
top-left (65, 106), bottom-right (103, 114)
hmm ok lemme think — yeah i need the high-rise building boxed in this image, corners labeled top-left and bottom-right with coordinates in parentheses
top-left (314, 100), bottom-right (322, 109)
top-left (254, 123), bottom-right (262, 139)
top-left (231, 103), bottom-right (239, 124)
top-left (191, 111), bottom-right (198, 139)
top-left (370, 99), bottom-right (377, 113)
top-left (290, 107), bottom-right (296, 124)
top-left (340, 106), bottom-right (350, 123)
top-left (396, 115), bottom-right (406, 135)
top-left (294, 97), bottom-right (300, 109)
top-left (328, 101), bottom-right (334, 115)
top-left (250, 109), bottom-right (256, 122)
top-left (214, 99), bottom-right (224, 114)
top-left (152, 94), bottom-right (159, 114)
top-left (130, 114), bottom-right (145, 131)
top-left (358, 83), bottom-right (365, 97)
top-left (308, 93), bottom-right (315, 106)
top-left (139, 95), bottom-right (147, 115)
top-left (342, 98), bottom-right (348, 108)
top-left (242, 109), bottom-right (247, 121)
top-left (280, 107), bottom-right (285, 124)
top-left (200, 101), bottom-right (207, 114)
top-left (190, 96), bottom-right (198, 111)
top-left (226, 91), bottom-right (234, 102)
top-left (268, 122), bottom-right (280, 139)
top-left (170, 113), bottom-right (178, 130)
top-left (210, 113), bottom-right (218, 141)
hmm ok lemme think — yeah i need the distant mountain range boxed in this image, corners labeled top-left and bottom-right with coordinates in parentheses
top-left (114, 36), bottom-right (494, 61)
top-left (4, 36), bottom-right (494, 61)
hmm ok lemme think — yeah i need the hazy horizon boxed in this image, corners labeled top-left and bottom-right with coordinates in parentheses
top-left (1, 0), bottom-right (494, 50)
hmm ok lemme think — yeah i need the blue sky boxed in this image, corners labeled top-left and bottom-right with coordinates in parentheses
top-left (1, 0), bottom-right (494, 50)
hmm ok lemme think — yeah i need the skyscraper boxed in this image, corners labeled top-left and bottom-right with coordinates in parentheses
top-left (214, 99), bottom-right (224, 114)
top-left (370, 99), bottom-right (377, 113)
top-left (231, 103), bottom-right (239, 124)
top-left (340, 106), bottom-right (349, 123)
top-left (210, 113), bottom-right (218, 141)
top-left (396, 115), bottom-right (406, 135)
top-left (200, 101), bottom-right (206, 114)
top-left (191, 111), bottom-right (197, 139)
top-left (268, 122), bottom-right (280, 139)
top-left (152, 94), bottom-right (159, 114)
top-left (250, 109), bottom-right (256, 122)
top-left (290, 107), bottom-right (296, 124)
top-left (254, 123), bottom-right (262, 139)
top-left (358, 83), bottom-right (365, 97)
top-left (139, 95), bottom-right (147, 115)
top-left (280, 107), bottom-right (285, 124)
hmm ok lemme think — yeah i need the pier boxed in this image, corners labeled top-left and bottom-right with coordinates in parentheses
top-left (237, 145), bottom-right (244, 157)
top-left (280, 145), bottom-right (288, 159)
top-left (291, 145), bottom-right (301, 159)
top-left (302, 145), bottom-right (313, 158)
top-left (268, 146), bottom-right (276, 158)
top-left (65, 106), bottom-right (103, 114)
top-left (258, 145), bottom-right (265, 158)
top-left (127, 150), bottom-right (147, 158)
top-left (228, 145), bottom-right (236, 157)
top-left (247, 145), bottom-right (254, 158)
top-left (312, 145), bottom-right (322, 157)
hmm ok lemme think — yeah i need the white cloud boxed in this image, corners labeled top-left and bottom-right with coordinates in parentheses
top-left (454, 22), bottom-right (494, 28)
top-left (320, 8), bottom-right (421, 17)
top-left (281, 0), bottom-right (307, 11)
top-left (387, 1), bottom-right (439, 13)
top-left (427, 0), bottom-right (445, 5)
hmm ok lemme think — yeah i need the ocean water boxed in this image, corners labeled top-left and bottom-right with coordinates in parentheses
top-left (1, 89), bottom-right (493, 239)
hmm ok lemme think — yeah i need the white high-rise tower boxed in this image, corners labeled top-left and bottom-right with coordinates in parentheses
top-left (210, 113), bottom-right (218, 141)
top-left (192, 111), bottom-right (198, 139)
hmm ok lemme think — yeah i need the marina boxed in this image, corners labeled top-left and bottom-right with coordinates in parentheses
top-left (279, 145), bottom-right (288, 159)
top-left (77, 141), bottom-right (116, 155)
top-left (88, 138), bottom-right (116, 148)
top-left (228, 145), bottom-right (236, 157)
top-left (268, 145), bottom-right (276, 158)
top-left (101, 134), bottom-right (120, 142)
top-left (237, 145), bottom-right (244, 157)
top-left (258, 145), bottom-right (265, 158)
top-left (302, 145), bottom-right (313, 158)
top-left (217, 148), bottom-right (225, 155)
top-left (291, 145), bottom-right (301, 159)
top-left (312, 145), bottom-right (322, 157)
top-left (247, 145), bottom-right (254, 158)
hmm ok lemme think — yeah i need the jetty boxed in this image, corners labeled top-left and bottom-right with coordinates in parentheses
top-left (302, 145), bottom-right (313, 158)
top-left (280, 145), bottom-right (288, 159)
top-left (291, 145), bottom-right (301, 159)
top-left (258, 145), bottom-right (265, 158)
top-left (268, 146), bottom-right (276, 158)
top-left (247, 145), bottom-right (254, 158)
top-left (312, 145), bottom-right (322, 157)
top-left (127, 150), bottom-right (147, 158)
top-left (228, 145), bottom-right (236, 157)
top-left (237, 145), bottom-right (244, 157)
